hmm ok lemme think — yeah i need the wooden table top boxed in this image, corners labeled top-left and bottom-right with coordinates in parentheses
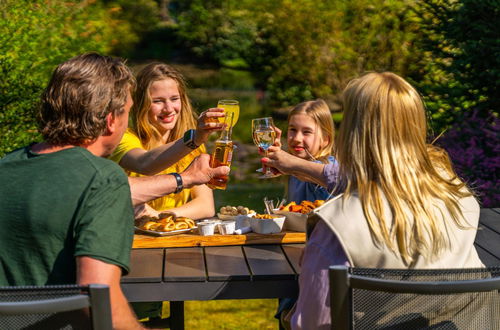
top-left (122, 243), bottom-right (305, 301)
top-left (132, 230), bottom-right (306, 248)
top-left (474, 208), bottom-right (500, 267)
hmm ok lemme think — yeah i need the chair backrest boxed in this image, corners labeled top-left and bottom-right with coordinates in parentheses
top-left (0, 284), bottom-right (112, 330)
top-left (329, 266), bottom-right (500, 330)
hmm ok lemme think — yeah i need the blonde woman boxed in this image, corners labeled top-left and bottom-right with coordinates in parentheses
top-left (264, 72), bottom-right (483, 329)
top-left (110, 62), bottom-right (224, 220)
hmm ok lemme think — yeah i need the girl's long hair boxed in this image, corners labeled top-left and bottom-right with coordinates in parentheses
top-left (287, 99), bottom-right (335, 163)
top-left (131, 63), bottom-right (197, 149)
top-left (336, 72), bottom-right (473, 265)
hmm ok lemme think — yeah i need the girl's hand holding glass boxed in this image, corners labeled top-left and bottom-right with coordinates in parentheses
top-left (194, 108), bottom-right (226, 146)
top-left (252, 117), bottom-right (280, 178)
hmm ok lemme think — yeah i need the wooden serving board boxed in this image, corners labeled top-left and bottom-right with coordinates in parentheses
top-left (132, 231), bottom-right (306, 248)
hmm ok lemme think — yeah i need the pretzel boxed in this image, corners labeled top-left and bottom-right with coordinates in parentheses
top-left (176, 217), bottom-right (195, 228)
top-left (156, 221), bottom-right (175, 232)
top-left (175, 221), bottom-right (189, 230)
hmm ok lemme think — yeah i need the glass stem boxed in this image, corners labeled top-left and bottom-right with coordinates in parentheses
top-left (263, 148), bottom-right (270, 175)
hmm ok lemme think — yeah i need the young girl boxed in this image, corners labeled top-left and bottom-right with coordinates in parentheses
top-left (285, 99), bottom-right (337, 202)
top-left (275, 99), bottom-right (337, 326)
top-left (110, 62), bottom-right (224, 220)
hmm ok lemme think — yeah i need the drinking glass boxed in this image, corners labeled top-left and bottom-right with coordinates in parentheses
top-left (217, 100), bottom-right (239, 128)
top-left (252, 117), bottom-right (278, 178)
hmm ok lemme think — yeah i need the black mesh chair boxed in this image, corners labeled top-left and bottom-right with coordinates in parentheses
top-left (329, 266), bottom-right (500, 330)
top-left (0, 284), bottom-right (112, 330)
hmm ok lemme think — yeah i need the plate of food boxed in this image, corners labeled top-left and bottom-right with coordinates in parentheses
top-left (134, 212), bottom-right (196, 236)
top-left (217, 205), bottom-right (256, 221)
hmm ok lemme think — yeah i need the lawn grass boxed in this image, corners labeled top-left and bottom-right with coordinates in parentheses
top-left (160, 299), bottom-right (279, 329)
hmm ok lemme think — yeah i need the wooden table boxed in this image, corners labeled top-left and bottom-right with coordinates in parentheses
top-left (122, 230), bottom-right (305, 329)
top-left (121, 208), bottom-right (500, 329)
top-left (474, 208), bottom-right (500, 267)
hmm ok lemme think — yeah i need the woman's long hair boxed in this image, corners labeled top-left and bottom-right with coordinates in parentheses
top-left (336, 72), bottom-right (473, 265)
top-left (131, 63), bottom-right (197, 149)
top-left (287, 99), bottom-right (335, 163)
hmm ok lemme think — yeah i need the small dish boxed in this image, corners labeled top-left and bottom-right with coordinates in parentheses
top-left (198, 221), bottom-right (217, 236)
top-left (217, 220), bottom-right (236, 235)
top-left (249, 216), bottom-right (286, 234)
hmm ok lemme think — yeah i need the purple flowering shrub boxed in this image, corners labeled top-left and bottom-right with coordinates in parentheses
top-left (436, 110), bottom-right (500, 207)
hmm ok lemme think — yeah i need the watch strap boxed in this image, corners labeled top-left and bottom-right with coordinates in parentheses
top-left (170, 172), bottom-right (183, 194)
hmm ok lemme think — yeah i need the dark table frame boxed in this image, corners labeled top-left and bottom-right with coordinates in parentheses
top-left (121, 208), bottom-right (500, 330)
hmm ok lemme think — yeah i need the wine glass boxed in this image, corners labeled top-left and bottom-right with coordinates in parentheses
top-left (252, 117), bottom-right (278, 178)
top-left (217, 100), bottom-right (239, 128)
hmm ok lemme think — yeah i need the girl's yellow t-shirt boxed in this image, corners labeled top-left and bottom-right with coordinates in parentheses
top-left (109, 128), bottom-right (206, 211)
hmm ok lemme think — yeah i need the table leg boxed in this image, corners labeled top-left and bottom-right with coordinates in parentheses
top-left (170, 301), bottom-right (185, 330)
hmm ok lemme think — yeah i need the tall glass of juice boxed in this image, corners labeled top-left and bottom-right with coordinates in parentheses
top-left (217, 100), bottom-right (239, 128)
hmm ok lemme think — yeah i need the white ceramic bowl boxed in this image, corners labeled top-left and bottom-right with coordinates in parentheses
top-left (197, 221), bottom-right (217, 236)
top-left (217, 220), bottom-right (236, 235)
top-left (249, 216), bottom-right (286, 234)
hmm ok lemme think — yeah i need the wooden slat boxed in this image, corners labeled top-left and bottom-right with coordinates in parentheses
top-left (122, 249), bottom-right (163, 283)
top-left (474, 224), bottom-right (500, 261)
top-left (205, 246), bottom-right (250, 281)
top-left (133, 231), bottom-right (306, 248)
top-left (480, 208), bottom-right (500, 234)
top-left (243, 245), bottom-right (295, 280)
top-left (164, 247), bottom-right (206, 282)
top-left (491, 208), bottom-right (500, 215)
top-left (475, 244), bottom-right (500, 267)
top-left (282, 244), bottom-right (305, 275)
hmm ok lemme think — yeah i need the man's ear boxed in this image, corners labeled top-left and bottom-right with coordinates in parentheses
top-left (104, 112), bottom-right (116, 136)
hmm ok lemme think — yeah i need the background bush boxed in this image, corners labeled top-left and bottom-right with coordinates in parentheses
top-left (0, 0), bottom-right (157, 156)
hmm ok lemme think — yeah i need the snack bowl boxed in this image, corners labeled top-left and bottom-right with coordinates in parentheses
top-left (274, 210), bottom-right (308, 232)
top-left (249, 215), bottom-right (286, 234)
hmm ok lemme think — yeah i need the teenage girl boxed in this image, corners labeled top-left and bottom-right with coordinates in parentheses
top-left (110, 62), bottom-right (224, 220)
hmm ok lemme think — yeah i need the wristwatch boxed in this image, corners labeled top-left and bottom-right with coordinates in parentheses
top-left (183, 129), bottom-right (199, 150)
top-left (170, 172), bottom-right (183, 194)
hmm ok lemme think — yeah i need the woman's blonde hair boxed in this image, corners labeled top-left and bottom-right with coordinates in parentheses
top-left (336, 72), bottom-right (472, 265)
top-left (131, 62), bottom-right (197, 149)
top-left (287, 99), bottom-right (335, 162)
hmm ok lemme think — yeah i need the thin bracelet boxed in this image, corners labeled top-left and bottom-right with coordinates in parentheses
top-left (169, 172), bottom-right (183, 194)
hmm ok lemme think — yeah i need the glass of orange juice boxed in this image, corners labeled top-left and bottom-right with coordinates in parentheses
top-left (217, 100), bottom-right (239, 128)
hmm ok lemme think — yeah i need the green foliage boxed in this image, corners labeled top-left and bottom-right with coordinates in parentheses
top-left (413, 0), bottom-right (500, 130)
top-left (0, 0), bottom-right (159, 156)
top-left (246, 0), bottom-right (423, 107)
top-left (170, 0), bottom-right (423, 108)
top-left (174, 0), bottom-right (257, 67)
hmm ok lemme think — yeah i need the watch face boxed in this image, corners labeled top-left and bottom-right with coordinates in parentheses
top-left (184, 129), bottom-right (197, 149)
top-left (183, 129), bottom-right (192, 143)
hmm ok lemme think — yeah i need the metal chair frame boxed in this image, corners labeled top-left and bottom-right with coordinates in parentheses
top-left (329, 265), bottom-right (500, 330)
top-left (0, 284), bottom-right (112, 330)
